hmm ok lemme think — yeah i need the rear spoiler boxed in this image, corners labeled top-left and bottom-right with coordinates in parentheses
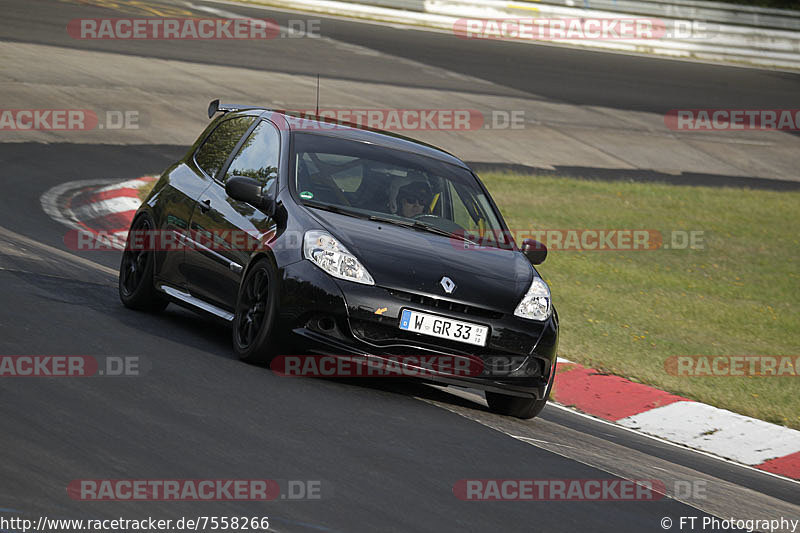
top-left (207, 99), bottom-right (264, 119)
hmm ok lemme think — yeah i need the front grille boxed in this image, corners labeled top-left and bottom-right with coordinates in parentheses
top-left (350, 318), bottom-right (486, 355)
top-left (388, 290), bottom-right (503, 320)
top-left (349, 319), bottom-right (544, 378)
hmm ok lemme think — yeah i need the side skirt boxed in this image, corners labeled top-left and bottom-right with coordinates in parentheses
top-left (158, 284), bottom-right (235, 322)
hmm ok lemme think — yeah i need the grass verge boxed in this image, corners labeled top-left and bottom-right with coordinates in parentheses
top-left (480, 172), bottom-right (799, 429)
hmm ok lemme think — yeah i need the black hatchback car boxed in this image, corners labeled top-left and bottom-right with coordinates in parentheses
top-left (119, 101), bottom-right (559, 419)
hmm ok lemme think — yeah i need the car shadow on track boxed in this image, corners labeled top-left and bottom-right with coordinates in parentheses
top-left (128, 304), bottom-right (494, 413)
top-left (315, 376), bottom-right (491, 415)
top-left (121, 303), bottom-right (235, 356)
top-left (138, 306), bottom-right (495, 415)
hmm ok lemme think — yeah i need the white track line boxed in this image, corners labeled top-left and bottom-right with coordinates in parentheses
top-left (548, 402), bottom-right (800, 486)
top-left (618, 401), bottom-right (800, 465)
top-left (0, 226), bottom-right (118, 278)
top-left (41, 179), bottom-right (123, 233)
top-left (70, 197), bottom-right (142, 221)
top-left (431, 384), bottom-right (800, 485)
top-left (93, 177), bottom-right (154, 193)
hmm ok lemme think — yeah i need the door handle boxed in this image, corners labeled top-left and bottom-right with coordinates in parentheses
top-left (198, 198), bottom-right (211, 213)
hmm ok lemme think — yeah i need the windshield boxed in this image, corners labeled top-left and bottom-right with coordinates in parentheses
top-left (291, 133), bottom-right (510, 246)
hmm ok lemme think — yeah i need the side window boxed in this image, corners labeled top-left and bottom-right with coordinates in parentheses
top-left (194, 117), bottom-right (255, 179)
top-left (326, 155), bottom-right (362, 193)
top-left (224, 120), bottom-right (280, 193)
top-left (427, 175), bottom-right (444, 217)
top-left (448, 181), bottom-right (508, 245)
top-left (449, 181), bottom-right (479, 231)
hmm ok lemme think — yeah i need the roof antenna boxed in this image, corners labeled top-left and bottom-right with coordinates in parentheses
top-left (315, 74), bottom-right (320, 116)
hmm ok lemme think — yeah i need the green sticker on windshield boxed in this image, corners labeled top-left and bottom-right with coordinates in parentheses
top-left (299, 191), bottom-right (314, 199)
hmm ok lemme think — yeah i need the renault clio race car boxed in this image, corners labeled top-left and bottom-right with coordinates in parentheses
top-left (119, 101), bottom-right (559, 419)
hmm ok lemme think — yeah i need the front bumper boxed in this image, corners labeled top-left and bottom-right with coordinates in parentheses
top-left (275, 260), bottom-right (559, 399)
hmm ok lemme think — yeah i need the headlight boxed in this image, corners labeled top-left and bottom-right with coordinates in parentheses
top-left (303, 230), bottom-right (375, 285)
top-left (514, 276), bottom-right (552, 321)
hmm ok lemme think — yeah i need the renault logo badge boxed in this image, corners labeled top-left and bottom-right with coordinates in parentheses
top-left (440, 276), bottom-right (456, 294)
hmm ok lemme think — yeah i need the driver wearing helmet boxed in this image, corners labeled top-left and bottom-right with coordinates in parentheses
top-left (389, 179), bottom-right (432, 218)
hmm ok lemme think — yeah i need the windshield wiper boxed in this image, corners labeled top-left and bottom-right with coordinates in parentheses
top-left (414, 222), bottom-right (478, 244)
top-left (308, 207), bottom-right (478, 244)
top-left (367, 214), bottom-right (415, 226)
top-left (305, 202), bottom-right (370, 220)
top-left (368, 215), bottom-right (476, 244)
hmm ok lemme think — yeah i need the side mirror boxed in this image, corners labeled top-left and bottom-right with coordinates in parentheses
top-left (521, 238), bottom-right (547, 265)
top-left (225, 176), bottom-right (276, 217)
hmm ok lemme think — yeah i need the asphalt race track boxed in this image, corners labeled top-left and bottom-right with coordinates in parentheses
top-left (1, 1), bottom-right (799, 532)
top-left (5, 0), bottom-right (800, 113)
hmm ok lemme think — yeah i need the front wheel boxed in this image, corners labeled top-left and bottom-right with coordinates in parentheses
top-left (118, 213), bottom-right (168, 312)
top-left (485, 367), bottom-right (556, 419)
top-left (233, 258), bottom-right (279, 364)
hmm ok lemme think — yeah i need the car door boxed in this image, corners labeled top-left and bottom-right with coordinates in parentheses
top-left (155, 115), bottom-right (256, 289)
top-left (184, 118), bottom-right (282, 310)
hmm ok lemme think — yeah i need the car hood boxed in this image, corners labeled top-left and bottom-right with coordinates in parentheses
top-left (308, 209), bottom-right (534, 313)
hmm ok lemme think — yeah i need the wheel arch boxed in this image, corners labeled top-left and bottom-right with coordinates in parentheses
top-left (240, 250), bottom-right (280, 291)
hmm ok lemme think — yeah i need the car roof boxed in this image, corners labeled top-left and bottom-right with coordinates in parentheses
top-left (228, 108), bottom-right (471, 170)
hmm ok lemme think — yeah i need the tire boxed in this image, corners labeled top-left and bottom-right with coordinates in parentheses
top-left (118, 213), bottom-right (169, 312)
top-left (485, 366), bottom-right (556, 419)
top-left (233, 258), bottom-right (279, 364)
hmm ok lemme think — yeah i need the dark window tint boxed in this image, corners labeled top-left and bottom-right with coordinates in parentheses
top-left (291, 133), bottom-right (506, 243)
top-left (194, 116), bottom-right (255, 179)
top-left (224, 120), bottom-right (280, 191)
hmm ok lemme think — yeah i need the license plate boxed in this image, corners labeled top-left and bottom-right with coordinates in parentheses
top-left (399, 309), bottom-right (489, 347)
